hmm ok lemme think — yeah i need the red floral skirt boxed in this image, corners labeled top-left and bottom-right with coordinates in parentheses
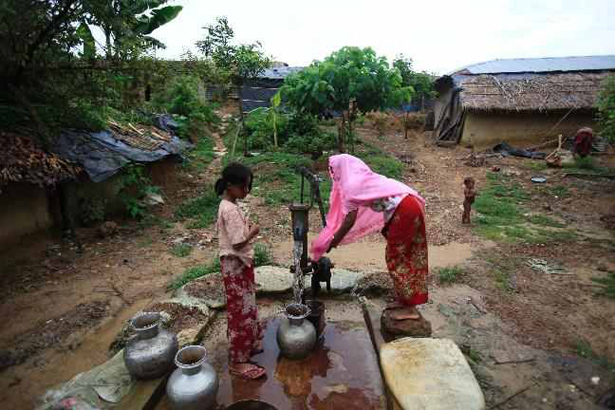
top-left (220, 256), bottom-right (264, 363)
top-left (385, 195), bottom-right (429, 306)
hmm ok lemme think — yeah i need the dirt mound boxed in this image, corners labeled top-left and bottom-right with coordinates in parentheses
top-left (0, 301), bottom-right (109, 371)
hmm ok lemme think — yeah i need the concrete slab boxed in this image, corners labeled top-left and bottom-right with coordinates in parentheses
top-left (380, 338), bottom-right (485, 410)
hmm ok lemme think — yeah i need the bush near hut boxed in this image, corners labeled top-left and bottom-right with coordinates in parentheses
top-left (596, 75), bottom-right (615, 143)
top-left (118, 165), bottom-right (161, 219)
top-left (242, 109), bottom-right (336, 156)
top-left (174, 187), bottom-right (219, 229)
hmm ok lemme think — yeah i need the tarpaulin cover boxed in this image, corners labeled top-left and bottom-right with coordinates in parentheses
top-left (493, 142), bottom-right (547, 159)
top-left (54, 115), bottom-right (189, 182)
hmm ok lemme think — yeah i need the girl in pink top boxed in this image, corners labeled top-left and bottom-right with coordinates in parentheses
top-left (215, 163), bottom-right (265, 380)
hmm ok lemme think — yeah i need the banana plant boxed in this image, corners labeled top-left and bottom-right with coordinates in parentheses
top-left (271, 92), bottom-right (282, 148)
top-left (85, 0), bottom-right (183, 58)
top-left (77, 22), bottom-right (96, 59)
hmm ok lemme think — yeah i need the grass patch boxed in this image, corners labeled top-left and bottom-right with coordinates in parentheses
top-left (226, 152), bottom-right (320, 206)
top-left (528, 214), bottom-right (565, 228)
top-left (574, 156), bottom-right (595, 170)
top-left (575, 340), bottom-right (615, 372)
top-left (356, 142), bottom-right (404, 179)
top-left (563, 159), bottom-right (613, 175)
top-left (546, 229), bottom-right (579, 242)
top-left (474, 172), bottom-right (577, 243)
top-left (493, 269), bottom-right (513, 292)
top-left (170, 243), bottom-right (192, 258)
top-left (186, 134), bottom-right (215, 170)
top-left (168, 258), bottom-right (220, 290)
top-left (254, 243), bottom-right (274, 267)
top-left (138, 215), bottom-right (174, 230)
top-left (550, 185), bottom-right (570, 198)
top-left (480, 250), bottom-right (523, 293)
top-left (467, 348), bottom-right (482, 363)
top-left (138, 238), bottom-right (153, 247)
top-left (524, 160), bottom-right (548, 171)
top-left (174, 188), bottom-right (219, 229)
top-left (437, 266), bottom-right (463, 284)
top-left (591, 271), bottom-right (615, 299)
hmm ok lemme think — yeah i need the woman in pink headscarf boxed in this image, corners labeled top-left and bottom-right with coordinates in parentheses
top-left (311, 154), bottom-right (428, 320)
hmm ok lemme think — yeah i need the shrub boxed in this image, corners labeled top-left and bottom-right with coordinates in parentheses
top-left (174, 188), bottom-right (219, 229)
top-left (597, 75), bottom-right (615, 143)
top-left (168, 258), bottom-right (221, 290)
top-left (170, 243), bottom-right (193, 258)
top-left (243, 109), bottom-right (333, 155)
top-left (254, 243), bottom-right (273, 266)
top-left (437, 266), bottom-right (463, 284)
top-left (118, 164), bottom-right (160, 219)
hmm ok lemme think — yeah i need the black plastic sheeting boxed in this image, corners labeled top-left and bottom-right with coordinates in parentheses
top-left (54, 115), bottom-right (190, 183)
top-left (492, 142), bottom-right (547, 159)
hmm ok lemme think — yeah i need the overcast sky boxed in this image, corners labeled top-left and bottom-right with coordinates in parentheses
top-left (153, 0), bottom-right (615, 75)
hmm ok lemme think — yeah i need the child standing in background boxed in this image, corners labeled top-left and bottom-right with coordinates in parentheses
top-left (462, 177), bottom-right (477, 224)
top-left (215, 163), bottom-right (265, 380)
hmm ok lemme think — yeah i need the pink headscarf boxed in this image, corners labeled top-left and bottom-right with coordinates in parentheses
top-left (311, 154), bottom-right (424, 260)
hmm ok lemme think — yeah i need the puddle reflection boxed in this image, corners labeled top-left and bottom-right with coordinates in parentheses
top-left (215, 318), bottom-right (384, 409)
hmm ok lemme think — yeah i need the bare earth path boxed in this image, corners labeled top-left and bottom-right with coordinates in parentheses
top-left (0, 123), bottom-right (614, 409)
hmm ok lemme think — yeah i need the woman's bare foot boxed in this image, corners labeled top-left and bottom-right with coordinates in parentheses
top-left (229, 362), bottom-right (266, 380)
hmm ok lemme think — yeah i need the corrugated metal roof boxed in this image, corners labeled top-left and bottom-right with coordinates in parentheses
top-left (451, 55), bottom-right (615, 75)
top-left (258, 66), bottom-right (305, 79)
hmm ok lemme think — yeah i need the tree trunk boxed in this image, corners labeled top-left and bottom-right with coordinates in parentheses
top-left (338, 112), bottom-right (347, 153)
top-left (348, 118), bottom-right (354, 153)
top-left (105, 27), bottom-right (112, 59)
top-left (404, 111), bottom-right (409, 139)
top-left (239, 87), bottom-right (248, 156)
top-left (272, 110), bottom-right (278, 148)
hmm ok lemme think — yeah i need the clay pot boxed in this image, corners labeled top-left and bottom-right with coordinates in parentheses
top-left (124, 312), bottom-right (178, 380)
top-left (166, 345), bottom-right (219, 410)
top-left (276, 303), bottom-right (316, 360)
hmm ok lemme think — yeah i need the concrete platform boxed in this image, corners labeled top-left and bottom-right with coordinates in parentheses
top-left (157, 318), bottom-right (387, 409)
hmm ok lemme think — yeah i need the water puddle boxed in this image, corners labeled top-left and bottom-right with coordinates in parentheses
top-left (276, 238), bottom-right (476, 271)
top-left (213, 319), bottom-right (385, 409)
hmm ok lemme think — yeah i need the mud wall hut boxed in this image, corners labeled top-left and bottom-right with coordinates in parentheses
top-left (0, 119), bottom-right (187, 246)
top-left (0, 133), bottom-right (81, 244)
top-left (433, 55), bottom-right (615, 148)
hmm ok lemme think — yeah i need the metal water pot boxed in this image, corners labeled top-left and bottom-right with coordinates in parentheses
top-left (166, 345), bottom-right (219, 410)
top-left (276, 303), bottom-right (316, 360)
top-left (123, 312), bottom-right (178, 380)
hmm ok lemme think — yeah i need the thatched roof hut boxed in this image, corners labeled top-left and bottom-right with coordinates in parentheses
top-left (0, 132), bottom-right (81, 189)
top-left (433, 55), bottom-right (615, 147)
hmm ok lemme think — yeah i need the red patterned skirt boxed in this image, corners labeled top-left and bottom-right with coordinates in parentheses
top-left (384, 195), bottom-right (429, 306)
top-left (220, 256), bottom-right (264, 363)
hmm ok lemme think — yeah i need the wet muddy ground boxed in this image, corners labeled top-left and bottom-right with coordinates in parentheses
top-left (1, 124), bottom-right (614, 409)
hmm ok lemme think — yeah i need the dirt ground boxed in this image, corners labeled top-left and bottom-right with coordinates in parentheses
top-left (1, 120), bottom-right (614, 409)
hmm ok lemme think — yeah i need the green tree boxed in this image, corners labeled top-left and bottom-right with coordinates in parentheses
top-left (597, 75), bottom-right (615, 143)
top-left (196, 16), bottom-right (270, 155)
top-left (0, 0), bottom-right (184, 147)
top-left (392, 55), bottom-right (436, 110)
top-left (280, 47), bottom-right (413, 152)
top-left (84, 0), bottom-right (182, 59)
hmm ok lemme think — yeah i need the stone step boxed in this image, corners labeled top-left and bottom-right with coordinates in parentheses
top-left (175, 265), bottom-right (366, 310)
top-left (380, 338), bottom-right (485, 410)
